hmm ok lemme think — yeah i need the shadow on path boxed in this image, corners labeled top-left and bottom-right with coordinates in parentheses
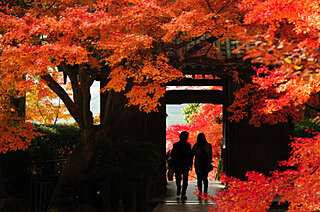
top-left (152, 180), bottom-right (224, 212)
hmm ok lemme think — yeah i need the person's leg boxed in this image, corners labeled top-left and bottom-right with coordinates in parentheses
top-left (175, 170), bottom-right (182, 196)
top-left (181, 170), bottom-right (189, 197)
top-left (168, 168), bottom-right (174, 181)
top-left (196, 172), bottom-right (203, 193)
top-left (203, 172), bottom-right (209, 194)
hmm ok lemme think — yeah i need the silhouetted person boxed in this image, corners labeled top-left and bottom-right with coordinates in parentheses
top-left (192, 133), bottom-right (212, 194)
top-left (171, 131), bottom-right (192, 200)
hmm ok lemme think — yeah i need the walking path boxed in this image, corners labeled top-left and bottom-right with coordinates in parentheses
top-left (153, 180), bottom-right (224, 212)
top-left (153, 180), bottom-right (288, 212)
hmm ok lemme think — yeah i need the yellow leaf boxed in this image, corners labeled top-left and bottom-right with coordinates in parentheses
top-left (294, 65), bottom-right (303, 70)
top-left (284, 58), bottom-right (292, 64)
top-left (312, 73), bottom-right (317, 80)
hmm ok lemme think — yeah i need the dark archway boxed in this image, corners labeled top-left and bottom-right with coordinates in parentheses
top-left (97, 42), bottom-right (293, 194)
top-left (97, 67), bottom-right (293, 198)
top-left (164, 71), bottom-right (293, 181)
top-left (165, 77), bottom-right (226, 182)
top-left (164, 76), bottom-right (227, 177)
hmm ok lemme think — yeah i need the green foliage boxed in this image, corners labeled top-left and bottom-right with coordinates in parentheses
top-left (27, 124), bottom-right (80, 175)
top-left (294, 119), bottom-right (320, 138)
top-left (182, 103), bottom-right (201, 123)
top-left (215, 116), bottom-right (222, 124)
top-left (33, 124), bottom-right (80, 147)
top-left (215, 156), bottom-right (223, 181)
top-left (88, 138), bottom-right (161, 181)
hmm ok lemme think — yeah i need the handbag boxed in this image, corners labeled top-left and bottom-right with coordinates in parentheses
top-left (208, 163), bottom-right (214, 172)
top-left (200, 146), bottom-right (214, 172)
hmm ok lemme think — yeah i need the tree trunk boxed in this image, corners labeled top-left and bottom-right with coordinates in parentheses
top-left (48, 130), bottom-right (101, 211)
top-left (47, 86), bottom-right (152, 211)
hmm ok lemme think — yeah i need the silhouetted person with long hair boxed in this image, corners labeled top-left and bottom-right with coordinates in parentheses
top-left (171, 131), bottom-right (192, 200)
top-left (192, 133), bottom-right (212, 194)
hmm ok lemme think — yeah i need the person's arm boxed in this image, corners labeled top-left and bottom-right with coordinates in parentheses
top-left (191, 146), bottom-right (195, 159)
top-left (208, 144), bottom-right (213, 163)
top-left (188, 145), bottom-right (193, 170)
top-left (171, 145), bottom-right (176, 168)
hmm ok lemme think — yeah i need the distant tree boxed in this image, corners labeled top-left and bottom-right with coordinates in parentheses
top-left (167, 104), bottom-right (223, 180)
top-left (182, 103), bottom-right (201, 123)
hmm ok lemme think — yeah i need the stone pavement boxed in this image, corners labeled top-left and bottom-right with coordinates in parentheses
top-left (152, 180), bottom-right (287, 212)
top-left (152, 180), bottom-right (224, 212)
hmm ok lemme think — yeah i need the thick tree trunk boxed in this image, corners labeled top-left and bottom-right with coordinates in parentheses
top-left (48, 130), bottom-right (102, 211)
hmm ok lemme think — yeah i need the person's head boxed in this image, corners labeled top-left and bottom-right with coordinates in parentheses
top-left (197, 133), bottom-right (207, 145)
top-left (179, 131), bottom-right (189, 142)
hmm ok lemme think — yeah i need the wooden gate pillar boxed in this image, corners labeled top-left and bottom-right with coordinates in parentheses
top-left (223, 78), bottom-right (294, 180)
top-left (224, 120), bottom-right (293, 179)
top-left (143, 103), bottom-right (167, 195)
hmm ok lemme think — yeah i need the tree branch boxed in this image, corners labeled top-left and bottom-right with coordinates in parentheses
top-left (41, 74), bottom-right (80, 124)
top-left (310, 166), bottom-right (319, 175)
top-left (59, 63), bottom-right (82, 106)
top-left (53, 98), bottom-right (61, 125)
top-left (205, 0), bottom-right (214, 13)
top-left (36, 0), bottom-right (57, 18)
top-left (35, 97), bottom-right (46, 124)
top-left (305, 103), bottom-right (319, 112)
top-left (216, 0), bottom-right (232, 14)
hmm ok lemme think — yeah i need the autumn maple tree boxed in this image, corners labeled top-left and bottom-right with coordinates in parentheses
top-left (4, 0), bottom-right (318, 210)
top-left (0, 89), bottom-right (41, 153)
top-left (205, 0), bottom-right (320, 211)
top-left (0, 0), bottom-right (243, 209)
top-left (230, 0), bottom-right (320, 123)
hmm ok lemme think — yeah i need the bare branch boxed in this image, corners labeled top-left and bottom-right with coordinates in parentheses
top-left (35, 97), bottom-right (46, 124)
top-left (205, 0), bottom-right (214, 13)
top-left (310, 166), bottom-right (319, 175)
top-left (53, 98), bottom-right (61, 125)
top-left (216, 0), bottom-right (232, 14)
top-left (36, 0), bottom-right (57, 18)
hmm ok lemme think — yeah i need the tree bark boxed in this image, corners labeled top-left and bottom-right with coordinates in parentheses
top-left (48, 128), bottom-right (103, 211)
top-left (44, 65), bottom-right (142, 211)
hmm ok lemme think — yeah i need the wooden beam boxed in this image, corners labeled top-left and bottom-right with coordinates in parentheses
top-left (182, 67), bottom-right (226, 75)
top-left (166, 79), bottom-right (225, 86)
top-left (165, 90), bottom-right (225, 104)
